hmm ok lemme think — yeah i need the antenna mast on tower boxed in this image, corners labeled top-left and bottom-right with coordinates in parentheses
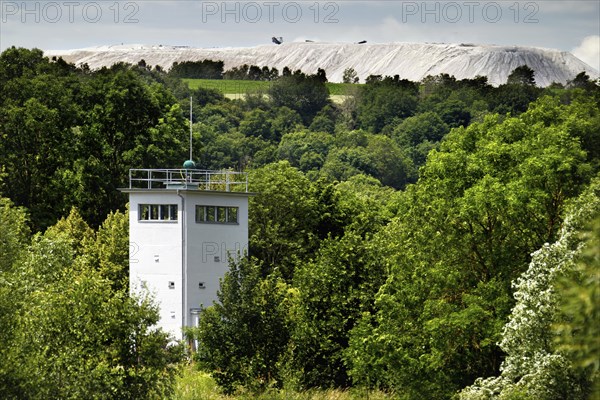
top-left (189, 96), bottom-right (193, 161)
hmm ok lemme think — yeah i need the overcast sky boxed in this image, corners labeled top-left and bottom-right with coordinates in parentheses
top-left (1, 0), bottom-right (598, 70)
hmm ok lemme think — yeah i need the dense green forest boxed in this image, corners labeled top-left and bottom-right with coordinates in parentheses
top-left (1, 47), bottom-right (599, 399)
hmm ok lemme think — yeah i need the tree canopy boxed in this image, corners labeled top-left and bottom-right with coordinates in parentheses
top-left (1, 47), bottom-right (599, 398)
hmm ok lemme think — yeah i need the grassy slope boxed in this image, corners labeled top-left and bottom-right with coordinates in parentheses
top-left (183, 79), bottom-right (359, 96)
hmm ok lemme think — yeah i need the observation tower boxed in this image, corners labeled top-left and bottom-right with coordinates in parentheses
top-left (121, 163), bottom-right (251, 340)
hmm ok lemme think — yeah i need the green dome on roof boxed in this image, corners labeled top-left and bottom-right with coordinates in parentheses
top-left (183, 160), bottom-right (196, 169)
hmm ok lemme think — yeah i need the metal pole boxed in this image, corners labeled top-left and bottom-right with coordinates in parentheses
top-left (189, 96), bottom-right (193, 161)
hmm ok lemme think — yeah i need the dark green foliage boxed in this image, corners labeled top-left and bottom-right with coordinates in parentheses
top-left (194, 257), bottom-right (290, 394)
top-left (0, 48), bottom-right (82, 229)
top-left (507, 64), bottom-right (536, 86)
top-left (320, 132), bottom-right (413, 189)
top-left (285, 178), bottom-right (395, 389)
top-left (270, 106), bottom-right (303, 140)
top-left (277, 129), bottom-right (335, 172)
top-left (169, 60), bottom-right (224, 79)
top-left (491, 83), bottom-right (542, 115)
top-left (459, 178), bottom-right (600, 399)
top-left (393, 111), bottom-right (449, 169)
top-left (489, 65), bottom-right (543, 116)
top-left (0, 48), bottom-right (188, 230)
top-left (567, 71), bottom-right (598, 91)
top-left (224, 64), bottom-right (279, 81)
top-left (188, 86), bottom-right (226, 108)
top-left (269, 73), bottom-right (330, 124)
top-left (342, 68), bottom-right (359, 84)
top-left (309, 105), bottom-right (338, 134)
top-left (288, 233), bottom-right (380, 388)
top-left (239, 109), bottom-right (273, 139)
top-left (434, 99), bottom-right (472, 128)
top-left (195, 103), bottom-right (298, 170)
top-left (316, 68), bottom-right (328, 83)
top-left (357, 79), bottom-right (418, 133)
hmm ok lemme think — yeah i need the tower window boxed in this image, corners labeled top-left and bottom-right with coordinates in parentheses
top-left (196, 205), bottom-right (239, 224)
top-left (139, 204), bottom-right (178, 221)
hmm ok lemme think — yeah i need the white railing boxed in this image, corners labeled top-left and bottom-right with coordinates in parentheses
top-left (128, 169), bottom-right (248, 192)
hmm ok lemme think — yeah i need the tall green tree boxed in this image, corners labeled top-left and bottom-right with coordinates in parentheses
top-left (0, 197), bottom-right (31, 394)
top-left (286, 177), bottom-right (395, 389)
top-left (0, 48), bottom-right (81, 229)
top-left (0, 48), bottom-right (188, 230)
top-left (194, 257), bottom-right (291, 394)
top-left (248, 161), bottom-right (318, 279)
top-left (506, 65), bottom-right (536, 86)
top-left (490, 65), bottom-right (542, 116)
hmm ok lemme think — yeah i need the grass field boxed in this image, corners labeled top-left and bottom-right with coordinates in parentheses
top-left (184, 79), bottom-right (271, 95)
top-left (183, 79), bottom-right (359, 96)
top-left (173, 364), bottom-right (394, 400)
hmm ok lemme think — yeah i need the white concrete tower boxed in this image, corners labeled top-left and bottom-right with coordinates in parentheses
top-left (122, 167), bottom-right (250, 340)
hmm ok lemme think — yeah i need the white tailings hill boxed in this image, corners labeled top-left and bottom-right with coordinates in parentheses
top-left (46, 42), bottom-right (598, 87)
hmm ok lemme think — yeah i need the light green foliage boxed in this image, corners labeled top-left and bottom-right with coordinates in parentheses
top-left (555, 211), bottom-right (600, 396)
top-left (0, 197), bottom-right (31, 393)
top-left (347, 96), bottom-right (595, 399)
top-left (0, 202), bottom-right (183, 399)
top-left (173, 364), bottom-right (393, 400)
top-left (90, 208), bottom-right (130, 291)
top-left (248, 161), bottom-right (319, 279)
top-left (333, 174), bottom-right (396, 234)
top-left (460, 179), bottom-right (600, 400)
top-left (44, 207), bottom-right (95, 255)
top-left (0, 197), bottom-right (29, 272)
top-left (174, 366), bottom-right (223, 400)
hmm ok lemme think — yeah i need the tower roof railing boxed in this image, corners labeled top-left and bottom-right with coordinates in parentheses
top-left (128, 169), bottom-right (249, 192)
